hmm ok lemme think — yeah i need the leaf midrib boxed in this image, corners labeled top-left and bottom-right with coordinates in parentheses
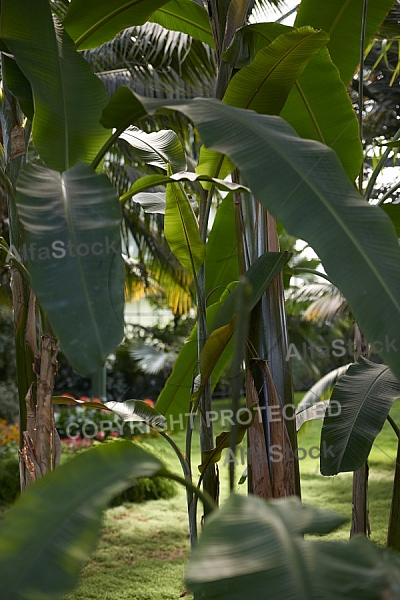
top-left (61, 172), bottom-right (105, 354)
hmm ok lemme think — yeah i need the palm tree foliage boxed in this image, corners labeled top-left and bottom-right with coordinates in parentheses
top-left (83, 23), bottom-right (216, 100)
top-left (80, 19), bottom-right (218, 316)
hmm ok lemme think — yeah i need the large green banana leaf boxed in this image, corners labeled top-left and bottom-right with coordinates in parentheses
top-left (186, 494), bottom-right (400, 600)
top-left (15, 162), bottom-right (125, 375)
top-left (279, 47), bottom-right (361, 181)
top-left (295, 0), bottom-right (396, 85)
top-left (121, 172), bottom-right (248, 205)
top-left (150, 0), bottom-right (214, 47)
top-left (0, 442), bottom-right (163, 600)
top-left (63, 0), bottom-right (171, 49)
top-left (104, 92), bottom-right (400, 387)
top-left (224, 23), bottom-right (362, 180)
top-left (0, 0), bottom-right (110, 172)
top-left (320, 357), bottom-right (400, 476)
top-left (223, 26), bottom-right (329, 115)
top-left (166, 98), bottom-right (400, 382)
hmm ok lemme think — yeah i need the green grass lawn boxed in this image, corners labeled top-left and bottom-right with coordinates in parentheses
top-left (64, 397), bottom-right (400, 599)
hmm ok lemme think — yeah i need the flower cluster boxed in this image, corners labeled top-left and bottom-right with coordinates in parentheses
top-left (0, 419), bottom-right (19, 446)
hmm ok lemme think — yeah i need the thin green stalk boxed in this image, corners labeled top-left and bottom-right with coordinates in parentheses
top-left (387, 414), bottom-right (400, 441)
top-left (158, 427), bottom-right (198, 547)
top-left (91, 127), bottom-right (126, 171)
top-left (387, 437), bottom-right (400, 550)
top-left (365, 128), bottom-right (400, 201)
top-left (196, 262), bottom-right (218, 515)
top-left (157, 429), bottom-right (191, 481)
top-left (159, 469), bottom-right (216, 515)
top-left (291, 267), bottom-right (332, 283)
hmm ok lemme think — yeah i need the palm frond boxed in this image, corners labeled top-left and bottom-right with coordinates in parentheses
top-left (50, 0), bottom-right (69, 20)
top-left (249, 1), bottom-right (296, 24)
top-left (83, 23), bottom-right (216, 100)
top-left (375, 0), bottom-right (400, 40)
top-left (290, 282), bottom-right (349, 324)
top-left (123, 205), bottom-right (194, 315)
top-left (129, 340), bottom-right (177, 374)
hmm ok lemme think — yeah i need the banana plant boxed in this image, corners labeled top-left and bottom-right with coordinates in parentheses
top-left (1, 441), bottom-right (400, 599)
top-left (1, 0), bottom-right (400, 557)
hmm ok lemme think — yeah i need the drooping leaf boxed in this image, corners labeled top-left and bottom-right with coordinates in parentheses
top-left (295, 364), bottom-right (351, 414)
top-left (198, 410), bottom-right (255, 474)
top-left (0, 0), bottom-right (110, 171)
top-left (295, 0), bottom-right (396, 85)
top-left (223, 26), bottom-right (328, 115)
top-left (104, 400), bottom-right (167, 429)
top-left (63, 0), bottom-right (171, 49)
top-left (130, 192), bottom-right (167, 214)
top-left (320, 357), bottom-right (400, 476)
top-left (186, 494), bottom-right (400, 600)
top-left (52, 396), bottom-right (111, 411)
top-left (164, 172), bottom-right (205, 274)
top-left (120, 171), bottom-right (250, 204)
top-left (224, 23), bottom-right (362, 180)
top-left (150, 0), bottom-right (214, 47)
top-left (195, 324), bottom-right (235, 404)
top-left (16, 162), bottom-right (125, 375)
top-left (120, 127), bottom-right (186, 173)
top-left (295, 400), bottom-right (330, 432)
top-left (0, 442), bottom-right (163, 600)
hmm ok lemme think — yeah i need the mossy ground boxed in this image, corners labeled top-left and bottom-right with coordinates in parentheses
top-left (64, 396), bottom-right (400, 599)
